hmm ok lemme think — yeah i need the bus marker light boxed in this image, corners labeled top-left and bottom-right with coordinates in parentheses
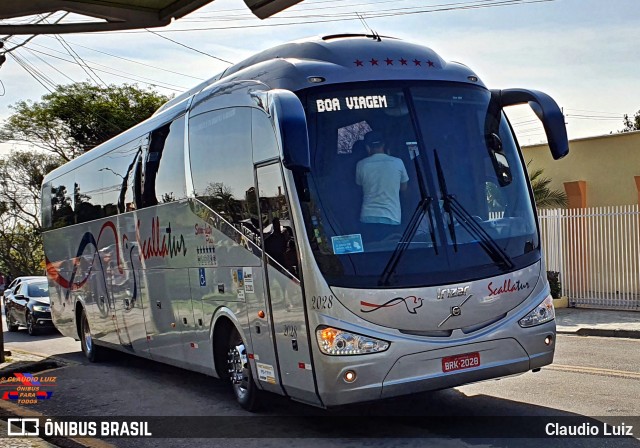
top-left (344, 370), bottom-right (357, 383)
top-left (258, 310), bottom-right (265, 318)
top-left (308, 76), bottom-right (325, 83)
top-left (171, 323), bottom-right (176, 328)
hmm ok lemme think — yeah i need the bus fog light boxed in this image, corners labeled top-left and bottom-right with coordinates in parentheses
top-left (519, 295), bottom-right (555, 328)
top-left (344, 370), bottom-right (357, 383)
top-left (544, 335), bottom-right (553, 346)
top-left (316, 326), bottom-right (390, 356)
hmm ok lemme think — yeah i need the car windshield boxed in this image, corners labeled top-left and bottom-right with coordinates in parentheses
top-left (300, 82), bottom-right (539, 288)
top-left (28, 282), bottom-right (49, 298)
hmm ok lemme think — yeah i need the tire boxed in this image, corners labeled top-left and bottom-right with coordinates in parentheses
top-left (26, 312), bottom-right (39, 336)
top-left (80, 309), bottom-right (102, 362)
top-left (227, 328), bottom-right (260, 411)
top-left (6, 311), bottom-right (19, 332)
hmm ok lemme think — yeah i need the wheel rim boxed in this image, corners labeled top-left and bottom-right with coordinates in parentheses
top-left (82, 314), bottom-right (93, 354)
top-left (228, 342), bottom-right (250, 401)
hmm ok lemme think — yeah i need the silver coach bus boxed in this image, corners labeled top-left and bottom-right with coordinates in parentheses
top-left (42, 34), bottom-right (568, 410)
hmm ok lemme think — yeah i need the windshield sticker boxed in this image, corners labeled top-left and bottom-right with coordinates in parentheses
top-left (360, 296), bottom-right (423, 314)
top-left (331, 234), bottom-right (364, 255)
top-left (316, 95), bottom-right (388, 113)
top-left (337, 121), bottom-right (372, 154)
top-left (406, 141), bottom-right (419, 159)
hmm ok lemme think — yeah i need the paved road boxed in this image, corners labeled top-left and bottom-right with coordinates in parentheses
top-left (2, 316), bottom-right (640, 447)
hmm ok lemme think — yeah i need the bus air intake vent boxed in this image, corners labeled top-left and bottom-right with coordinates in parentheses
top-left (461, 314), bottom-right (507, 334)
top-left (399, 329), bottom-right (453, 338)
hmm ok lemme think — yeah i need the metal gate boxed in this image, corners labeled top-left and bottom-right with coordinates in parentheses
top-left (538, 205), bottom-right (640, 310)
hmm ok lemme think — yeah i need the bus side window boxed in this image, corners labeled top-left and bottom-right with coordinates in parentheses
top-left (42, 182), bottom-right (52, 230)
top-left (51, 173), bottom-right (74, 229)
top-left (252, 108), bottom-right (279, 162)
top-left (75, 159), bottom-right (104, 223)
top-left (102, 140), bottom-right (143, 215)
top-left (141, 117), bottom-right (186, 208)
top-left (189, 107), bottom-right (259, 245)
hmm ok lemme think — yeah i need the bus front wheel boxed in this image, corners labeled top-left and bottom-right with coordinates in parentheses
top-left (227, 328), bottom-right (260, 411)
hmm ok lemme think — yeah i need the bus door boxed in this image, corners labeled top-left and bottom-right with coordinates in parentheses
top-left (255, 163), bottom-right (319, 405)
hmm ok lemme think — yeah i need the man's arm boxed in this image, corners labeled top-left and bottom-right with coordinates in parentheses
top-left (399, 159), bottom-right (409, 191)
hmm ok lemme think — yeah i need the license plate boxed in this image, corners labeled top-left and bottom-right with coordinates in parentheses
top-left (442, 352), bottom-right (481, 373)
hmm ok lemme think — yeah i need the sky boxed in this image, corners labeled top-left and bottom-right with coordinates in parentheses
top-left (0, 0), bottom-right (638, 155)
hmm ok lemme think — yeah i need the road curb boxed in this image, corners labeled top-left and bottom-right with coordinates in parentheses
top-left (557, 329), bottom-right (640, 339)
top-left (0, 401), bottom-right (117, 448)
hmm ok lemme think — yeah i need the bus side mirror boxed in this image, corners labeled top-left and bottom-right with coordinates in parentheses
top-left (492, 88), bottom-right (569, 160)
top-left (269, 90), bottom-right (311, 172)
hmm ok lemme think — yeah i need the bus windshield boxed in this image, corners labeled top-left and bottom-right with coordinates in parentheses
top-left (301, 82), bottom-right (539, 288)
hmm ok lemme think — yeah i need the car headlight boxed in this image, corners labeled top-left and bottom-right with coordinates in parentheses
top-left (519, 295), bottom-right (555, 328)
top-left (33, 305), bottom-right (51, 313)
top-left (316, 326), bottom-right (390, 355)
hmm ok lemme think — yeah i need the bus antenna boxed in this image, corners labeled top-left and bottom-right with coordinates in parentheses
top-left (356, 13), bottom-right (381, 41)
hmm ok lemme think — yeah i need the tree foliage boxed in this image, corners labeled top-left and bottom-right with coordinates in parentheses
top-left (0, 82), bottom-right (170, 161)
top-left (621, 110), bottom-right (640, 132)
top-left (0, 82), bottom-right (170, 278)
top-left (529, 165), bottom-right (568, 209)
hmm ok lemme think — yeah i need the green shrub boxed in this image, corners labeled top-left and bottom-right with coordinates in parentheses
top-left (547, 271), bottom-right (562, 299)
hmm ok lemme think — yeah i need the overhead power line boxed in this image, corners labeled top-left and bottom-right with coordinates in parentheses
top-left (53, 33), bottom-right (107, 87)
top-left (106, 0), bottom-right (556, 33)
top-left (20, 45), bottom-right (188, 91)
top-left (36, 37), bottom-right (205, 81)
top-left (144, 29), bottom-right (232, 64)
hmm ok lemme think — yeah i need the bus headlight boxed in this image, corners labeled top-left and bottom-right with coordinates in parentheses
top-left (33, 305), bottom-right (51, 313)
top-left (518, 295), bottom-right (555, 328)
top-left (316, 326), bottom-right (390, 355)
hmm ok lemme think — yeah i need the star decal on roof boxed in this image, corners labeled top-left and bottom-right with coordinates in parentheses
top-left (351, 57), bottom-right (437, 69)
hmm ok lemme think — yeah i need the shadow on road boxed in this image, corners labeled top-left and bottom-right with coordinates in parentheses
top-left (19, 348), bottom-right (635, 447)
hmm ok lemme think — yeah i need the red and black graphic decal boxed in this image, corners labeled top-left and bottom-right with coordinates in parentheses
top-left (360, 295), bottom-right (423, 314)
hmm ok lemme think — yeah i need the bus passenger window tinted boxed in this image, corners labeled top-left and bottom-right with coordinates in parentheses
top-left (257, 164), bottom-right (298, 277)
top-left (142, 117), bottom-right (186, 207)
top-left (51, 173), bottom-right (74, 228)
top-left (42, 182), bottom-right (52, 230)
top-left (189, 108), bottom-right (259, 240)
top-left (252, 109), bottom-right (279, 162)
top-left (102, 140), bottom-right (143, 215)
top-left (75, 159), bottom-right (103, 223)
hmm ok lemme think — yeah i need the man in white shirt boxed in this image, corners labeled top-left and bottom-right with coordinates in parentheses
top-left (356, 131), bottom-right (409, 227)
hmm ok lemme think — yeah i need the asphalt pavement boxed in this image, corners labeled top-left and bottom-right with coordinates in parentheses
top-left (0, 305), bottom-right (638, 447)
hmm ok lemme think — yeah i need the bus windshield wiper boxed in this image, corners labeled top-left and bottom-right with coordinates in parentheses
top-left (378, 196), bottom-right (437, 287)
top-left (433, 150), bottom-right (515, 271)
top-left (433, 149), bottom-right (458, 252)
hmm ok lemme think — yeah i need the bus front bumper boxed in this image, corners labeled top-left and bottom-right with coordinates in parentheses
top-left (317, 324), bottom-right (555, 407)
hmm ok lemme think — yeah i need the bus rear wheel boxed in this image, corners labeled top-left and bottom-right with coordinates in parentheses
top-left (227, 328), bottom-right (260, 411)
top-left (80, 309), bottom-right (102, 362)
